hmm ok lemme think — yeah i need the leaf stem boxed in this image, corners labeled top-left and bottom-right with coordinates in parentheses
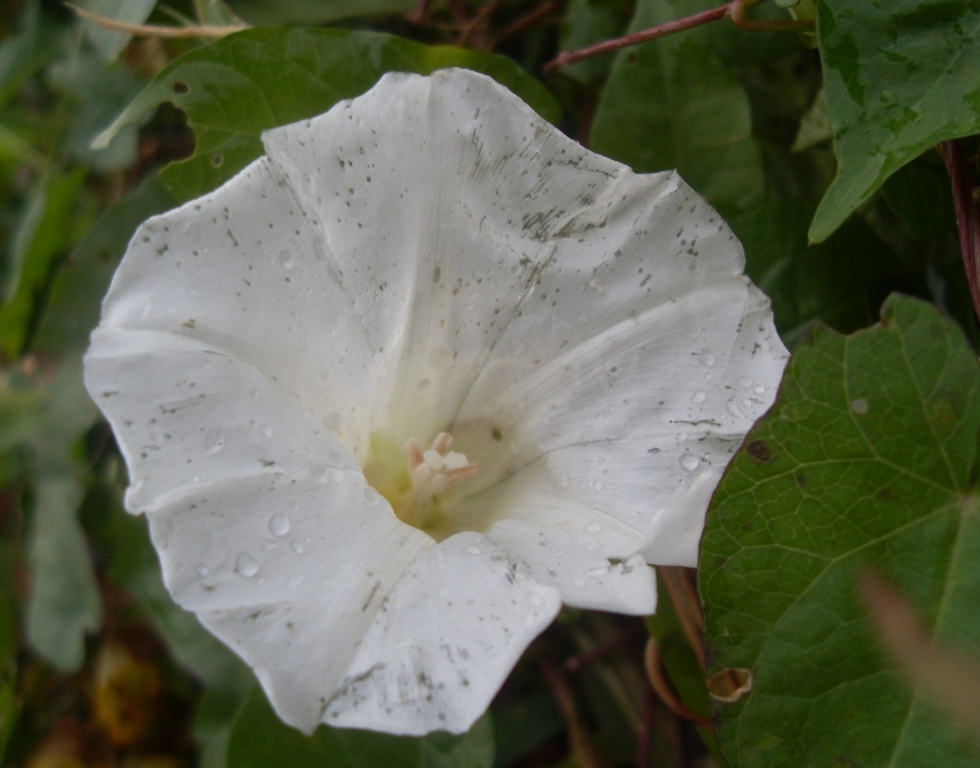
top-left (544, 0), bottom-right (814, 73)
top-left (66, 3), bottom-right (246, 39)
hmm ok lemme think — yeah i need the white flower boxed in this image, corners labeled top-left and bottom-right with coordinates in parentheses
top-left (84, 68), bottom-right (787, 736)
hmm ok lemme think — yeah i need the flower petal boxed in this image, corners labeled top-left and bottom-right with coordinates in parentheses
top-left (145, 465), bottom-right (434, 733)
top-left (90, 155), bottom-right (375, 453)
top-left (323, 531), bottom-right (561, 735)
top-left (259, 70), bottom-right (721, 446)
top-left (85, 333), bottom-right (358, 512)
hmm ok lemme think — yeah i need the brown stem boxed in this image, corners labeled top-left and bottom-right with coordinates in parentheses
top-left (657, 566), bottom-right (706, 671)
top-left (544, 0), bottom-right (814, 73)
top-left (941, 139), bottom-right (980, 321)
top-left (544, 3), bottom-right (728, 73)
top-left (644, 638), bottom-right (713, 730)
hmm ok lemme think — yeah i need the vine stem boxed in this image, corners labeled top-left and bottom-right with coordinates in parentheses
top-left (66, 3), bottom-right (245, 38)
top-left (941, 139), bottom-right (980, 322)
top-left (544, 0), bottom-right (814, 73)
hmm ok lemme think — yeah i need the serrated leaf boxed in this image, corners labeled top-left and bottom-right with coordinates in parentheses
top-left (93, 28), bottom-right (561, 201)
top-left (590, 0), bottom-right (765, 217)
top-left (809, 0), bottom-right (980, 242)
top-left (227, 688), bottom-right (495, 768)
top-left (700, 294), bottom-right (980, 767)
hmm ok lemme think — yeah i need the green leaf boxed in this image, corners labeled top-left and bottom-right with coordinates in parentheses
top-left (700, 294), bottom-right (980, 767)
top-left (94, 28), bottom-right (561, 201)
top-left (590, 0), bottom-right (765, 217)
top-left (22, 359), bottom-right (102, 671)
top-left (227, 688), bottom-right (495, 768)
top-left (729, 199), bottom-right (902, 347)
top-left (0, 169), bottom-right (90, 358)
top-left (810, 0), bottom-right (980, 242)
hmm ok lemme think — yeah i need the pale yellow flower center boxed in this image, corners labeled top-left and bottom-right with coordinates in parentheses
top-left (363, 431), bottom-right (478, 538)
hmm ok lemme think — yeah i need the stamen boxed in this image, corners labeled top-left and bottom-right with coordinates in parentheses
top-left (405, 432), bottom-right (479, 500)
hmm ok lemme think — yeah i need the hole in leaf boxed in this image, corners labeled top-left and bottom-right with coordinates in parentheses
top-left (172, 81), bottom-right (191, 95)
top-left (708, 667), bottom-right (752, 702)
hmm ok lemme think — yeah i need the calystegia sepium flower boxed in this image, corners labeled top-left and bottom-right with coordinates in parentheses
top-left (84, 69), bottom-right (788, 736)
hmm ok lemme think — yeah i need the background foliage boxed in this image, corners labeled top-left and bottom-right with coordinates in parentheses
top-left (0, 0), bottom-right (977, 766)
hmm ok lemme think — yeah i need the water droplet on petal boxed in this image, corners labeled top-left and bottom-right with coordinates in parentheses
top-left (203, 429), bottom-right (225, 455)
top-left (235, 553), bottom-right (259, 577)
top-left (196, 563), bottom-right (209, 577)
top-left (585, 522), bottom-right (602, 534)
top-left (754, 386), bottom-right (766, 395)
top-left (851, 398), bottom-right (869, 414)
top-left (737, 376), bottom-right (753, 388)
top-left (269, 513), bottom-right (290, 536)
top-left (692, 390), bottom-right (707, 404)
top-left (594, 480), bottom-right (604, 491)
top-left (680, 453), bottom-right (700, 471)
top-left (278, 249), bottom-right (294, 269)
top-left (699, 349), bottom-right (716, 367)
top-left (586, 565), bottom-right (610, 578)
top-left (288, 573), bottom-right (304, 589)
top-left (290, 540), bottom-right (305, 555)
top-left (363, 487), bottom-right (381, 506)
top-left (465, 545), bottom-right (482, 555)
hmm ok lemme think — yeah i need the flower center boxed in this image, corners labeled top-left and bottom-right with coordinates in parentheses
top-left (363, 431), bottom-right (478, 538)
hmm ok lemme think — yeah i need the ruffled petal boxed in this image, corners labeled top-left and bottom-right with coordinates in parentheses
top-left (324, 531), bottom-right (561, 735)
top-left (260, 71), bottom-right (727, 448)
top-left (92, 155), bottom-right (375, 453)
top-left (85, 333), bottom-right (359, 512)
top-left (453, 281), bottom-right (785, 572)
top-left (146, 468), bottom-right (434, 733)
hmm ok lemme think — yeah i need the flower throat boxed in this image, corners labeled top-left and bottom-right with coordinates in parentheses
top-left (363, 431), bottom-right (478, 539)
